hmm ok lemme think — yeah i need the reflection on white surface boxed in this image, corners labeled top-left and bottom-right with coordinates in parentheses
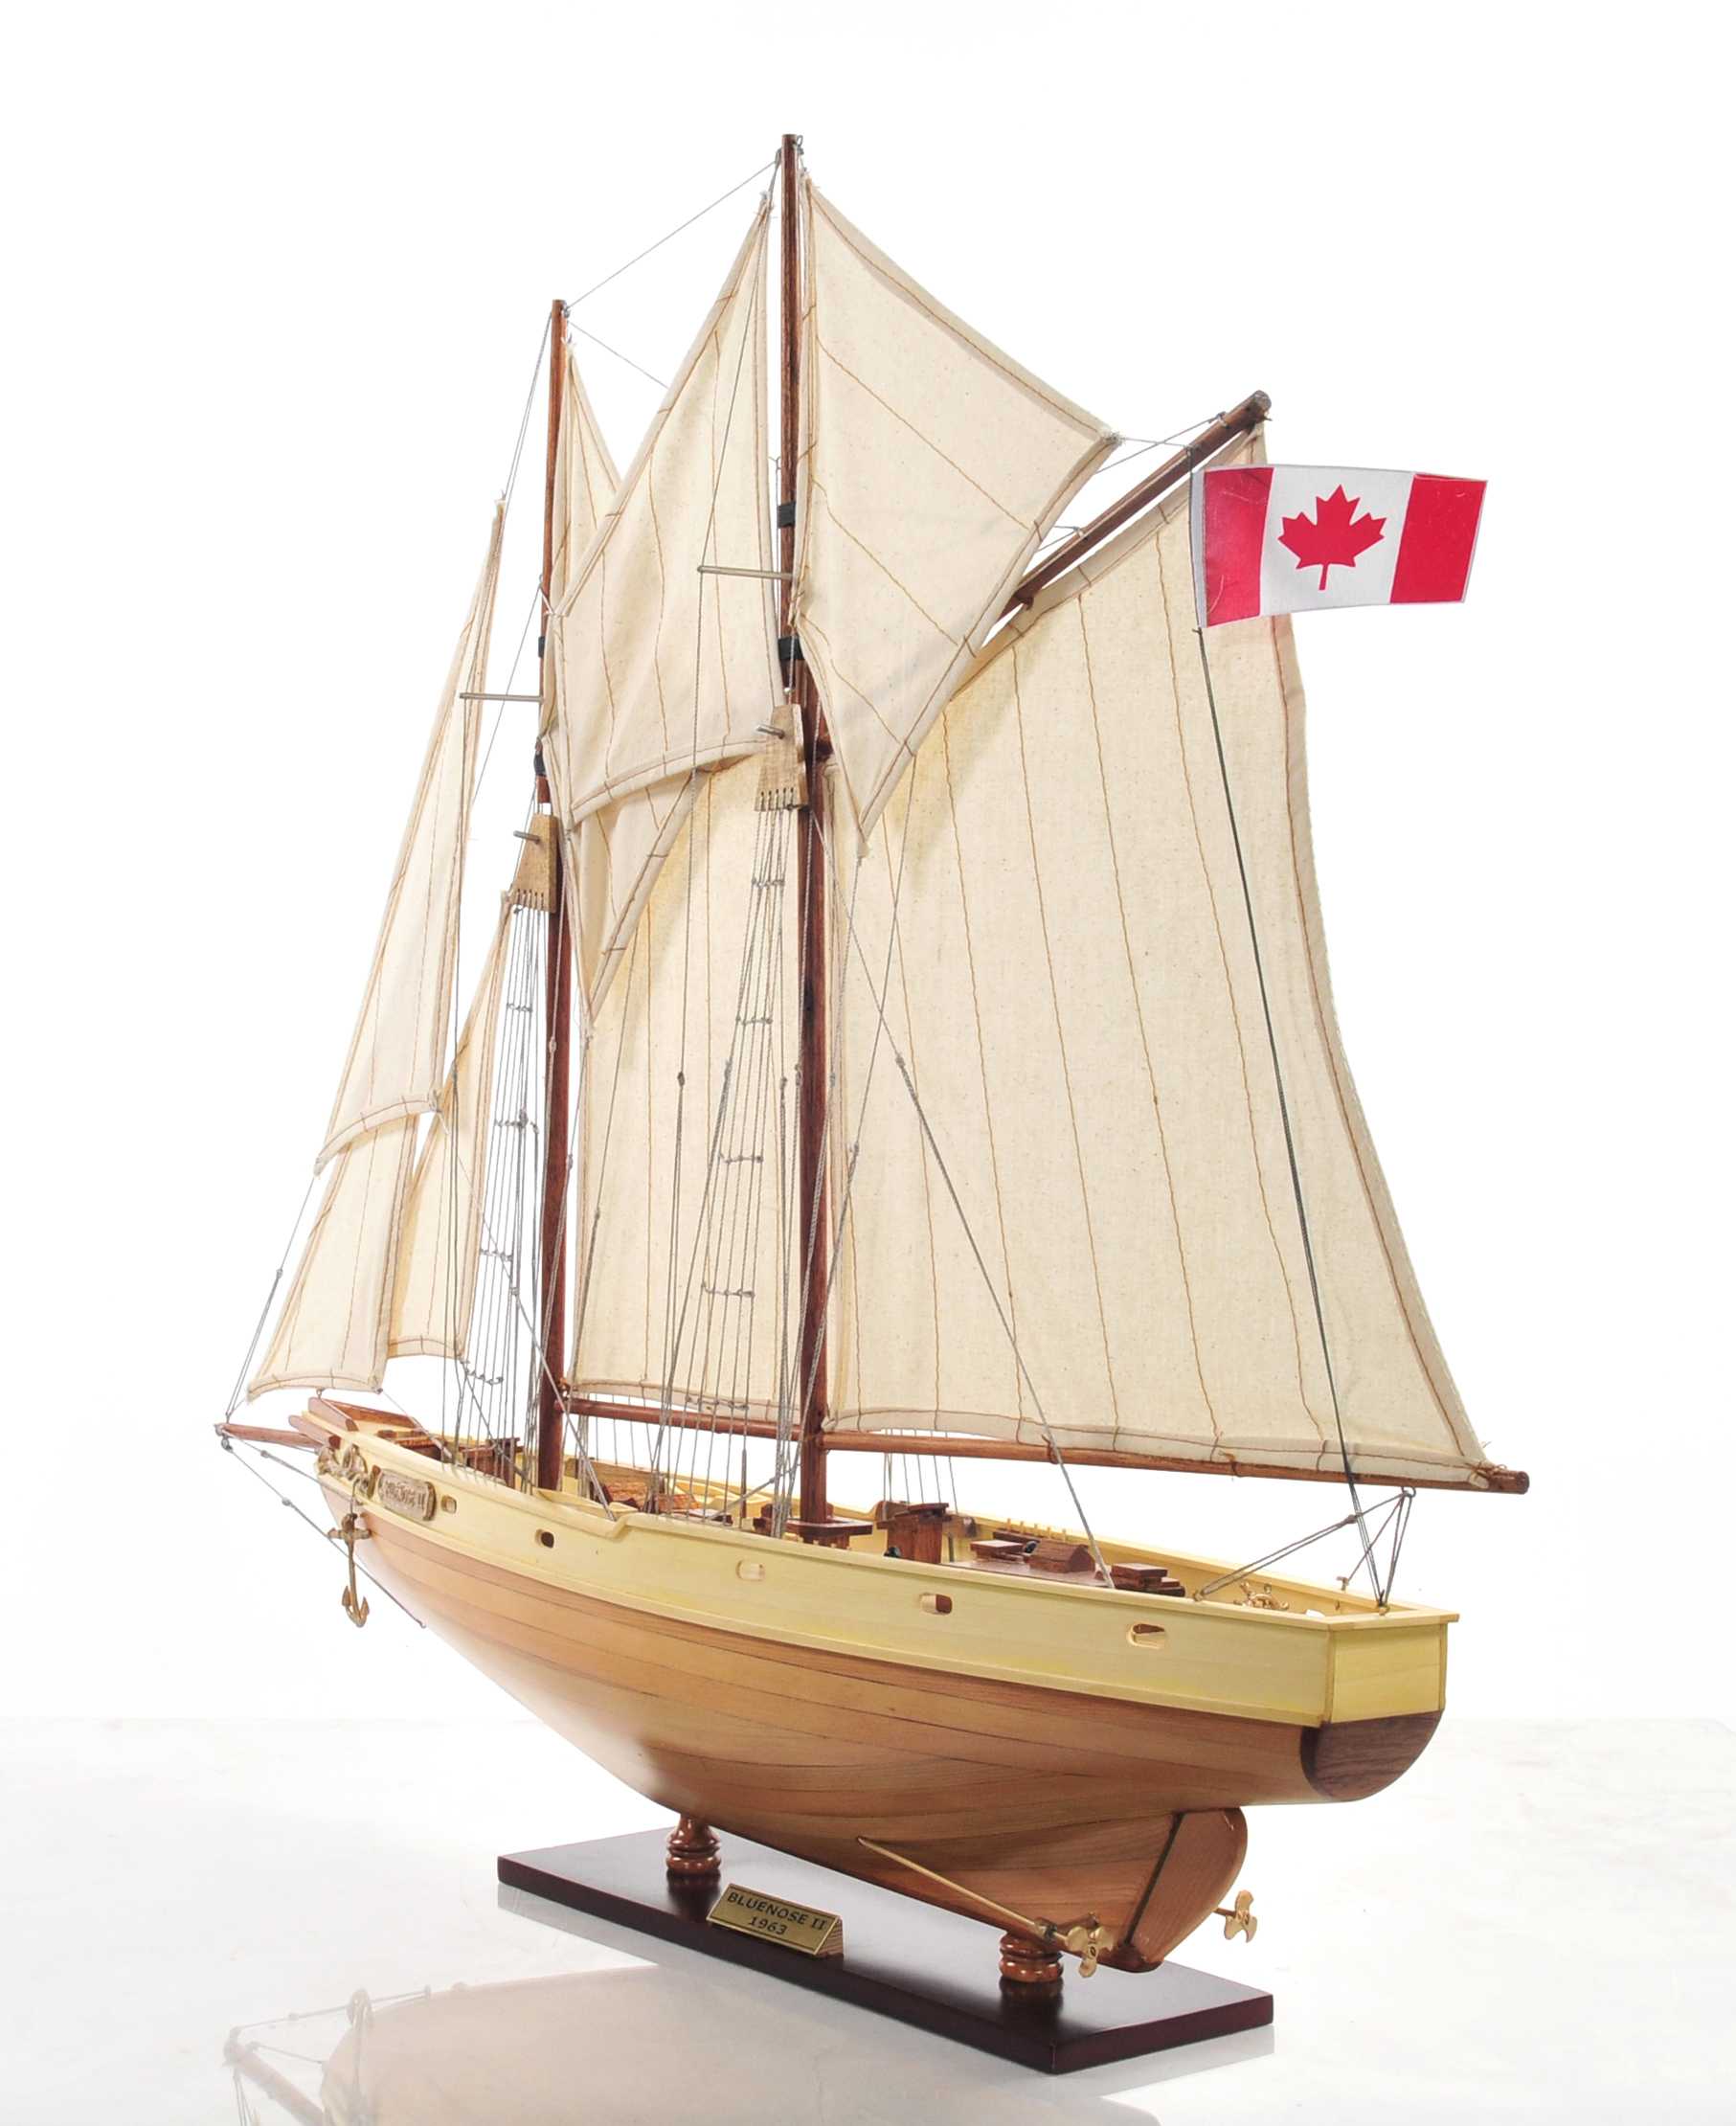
top-left (3, 1720), bottom-right (1731, 2123)
top-left (226, 1951), bottom-right (1270, 2124)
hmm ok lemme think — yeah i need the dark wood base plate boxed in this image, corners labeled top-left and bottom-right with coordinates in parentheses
top-left (499, 1827), bottom-right (1272, 2075)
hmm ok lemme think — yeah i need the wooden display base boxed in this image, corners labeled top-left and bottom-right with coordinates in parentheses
top-left (499, 1827), bottom-right (1272, 2075)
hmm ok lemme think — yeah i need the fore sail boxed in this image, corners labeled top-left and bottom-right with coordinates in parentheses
top-left (543, 200), bottom-right (781, 1016)
top-left (825, 435), bottom-right (1494, 1488)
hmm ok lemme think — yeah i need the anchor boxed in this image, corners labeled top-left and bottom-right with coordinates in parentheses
top-left (332, 1471), bottom-right (372, 1628)
top-left (1215, 1889), bottom-right (1258, 1941)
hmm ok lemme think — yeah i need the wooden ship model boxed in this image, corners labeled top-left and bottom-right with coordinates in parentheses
top-left (222, 136), bottom-right (1526, 1998)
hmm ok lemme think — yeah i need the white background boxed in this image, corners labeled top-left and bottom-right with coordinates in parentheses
top-left (5, 3), bottom-right (1728, 1728)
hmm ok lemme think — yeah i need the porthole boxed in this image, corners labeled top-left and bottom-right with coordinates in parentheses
top-left (1128, 1622), bottom-right (1166, 1648)
top-left (919, 1593), bottom-right (953, 1616)
top-left (535, 1529), bottom-right (554, 1549)
top-left (736, 1560), bottom-right (765, 1582)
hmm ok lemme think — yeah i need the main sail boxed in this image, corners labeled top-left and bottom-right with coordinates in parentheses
top-left (824, 436), bottom-right (1496, 1488)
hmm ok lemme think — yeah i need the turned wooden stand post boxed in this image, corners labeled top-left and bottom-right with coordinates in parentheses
top-left (999, 1931), bottom-right (1064, 1994)
top-left (665, 1815), bottom-right (721, 1880)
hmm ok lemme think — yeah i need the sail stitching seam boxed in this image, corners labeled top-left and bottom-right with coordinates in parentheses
top-left (1009, 646), bottom-right (1124, 1434)
top-left (1153, 541), bottom-right (1328, 1446)
top-left (938, 716), bottom-right (1027, 1424)
top-left (1074, 599), bottom-right (1222, 1448)
top-left (813, 335), bottom-right (1031, 530)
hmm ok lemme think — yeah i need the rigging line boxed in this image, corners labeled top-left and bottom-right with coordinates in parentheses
top-left (501, 315), bottom-right (553, 510)
top-left (1024, 415), bottom-right (1233, 565)
top-left (778, 795), bottom-right (868, 1512)
top-left (568, 322), bottom-right (668, 393)
top-left (431, 926), bottom-right (613, 1513)
top-left (812, 803), bottom-right (1113, 1585)
top-left (1190, 618), bottom-right (1375, 1593)
top-left (527, 903), bottom-right (616, 1513)
top-left (1192, 1488), bottom-right (1410, 1605)
top-left (565, 157), bottom-right (778, 310)
top-left (569, 922), bottom-right (643, 1366)
top-left (475, 593), bottom-right (544, 797)
top-left (1380, 1486), bottom-right (1416, 1606)
top-left (218, 1440), bottom-right (426, 1628)
top-left (526, 899), bottom-right (601, 1499)
top-left (1340, 1486), bottom-right (1411, 1604)
top-left (891, 1052), bottom-right (1111, 1590)
top-left (224, 1169), bottom-right (320, 1414)
top-left (657, 210), bottom-right (769, 1467)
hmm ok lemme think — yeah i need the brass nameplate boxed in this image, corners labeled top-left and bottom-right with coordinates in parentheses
top-left (707, 1883), bottom-right (843, 1957)
top-left (373, 1470), bottom-right (437, 1523)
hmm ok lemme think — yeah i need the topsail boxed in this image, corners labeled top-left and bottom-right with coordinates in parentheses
top-left (794, 180), bottom-right (1117, 836)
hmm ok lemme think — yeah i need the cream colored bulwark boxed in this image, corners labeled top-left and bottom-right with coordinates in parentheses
top-left (337, 1431), bottom-right (1451, 1731)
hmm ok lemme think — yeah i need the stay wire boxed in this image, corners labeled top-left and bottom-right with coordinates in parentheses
top-left (224, 1170), bottom-right (320, 1415)
top-left (1191, 615), bottom-right (1376, 1593)
top-left (218, 1439), bottom-right (427, 1628)
top-left (565, 158), bottom-right (779, 310)
top-left (803, 803), bottom-right (1114, 1588)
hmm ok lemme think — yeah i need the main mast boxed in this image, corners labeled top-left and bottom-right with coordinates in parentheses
top-left (782, 134), bottom-right (831, 1526)
top-left (535, 297), bottom-right (572, 1494)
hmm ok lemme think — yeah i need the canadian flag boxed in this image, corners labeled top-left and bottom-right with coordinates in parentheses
top-left (1191, 464), bottom-right (1485, 628)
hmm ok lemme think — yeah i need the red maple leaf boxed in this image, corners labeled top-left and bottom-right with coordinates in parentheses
top-left (1278, 486), bottom-right (1387, 588)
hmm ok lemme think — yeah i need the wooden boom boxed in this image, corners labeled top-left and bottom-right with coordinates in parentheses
top-left (565, 1395), bottom-right (1528, 1495)
top-left (1003, 390), bottom-right (1271, 619)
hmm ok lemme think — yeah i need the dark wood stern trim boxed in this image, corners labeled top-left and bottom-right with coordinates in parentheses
top-left (1301, 1712), bottom-right (1442, 1801)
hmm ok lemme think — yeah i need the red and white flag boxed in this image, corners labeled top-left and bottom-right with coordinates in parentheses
top-left (1192, 464), bottom-right (1485, 628)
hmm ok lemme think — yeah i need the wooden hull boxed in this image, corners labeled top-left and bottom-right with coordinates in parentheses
top-left (328, 1467), bottom-right (1442, 1971)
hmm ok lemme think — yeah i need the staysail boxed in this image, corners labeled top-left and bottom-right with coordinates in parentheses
top-left (387, 905), bottom-right (512, 1360)
top-left (248, 509), bottom-right (507, 1398)
top-left (550, 345), bottom-right (619, 599)
top-left (544, 201), bottom-right (781, 1016)
top-left (317, 508), bottom-right (505, 1168)
top-left (247, 1120), bottom-right (420, 1397)
top-left (823, 435), bottom-right (1493, 1489)
top-left (793, 179), bottom-right (1118, 837)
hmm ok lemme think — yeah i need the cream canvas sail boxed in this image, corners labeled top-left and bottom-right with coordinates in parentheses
top-left (544, 203), bottom-right (781, 1012)
top-left (550, 345), bottom-right (619, 599)
top-left (318, 508), bottom-right (505, 1168)
top-left (823, 439), bottom-right (1491, 1488)
top-left (568, 758), bottom-right (799, 1417)
top-left (793, 179), bottom-right (1118, 837)
top-left (248, 1119), bottom-right (419, 1398)
top-left (566, 772), bottom-right (701, 1007)
top-left (387, 906), bottom-right (512, 1361)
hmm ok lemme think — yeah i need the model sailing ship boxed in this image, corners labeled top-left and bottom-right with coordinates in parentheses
top-left (221, 135), bottom-right (1526, 1994)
